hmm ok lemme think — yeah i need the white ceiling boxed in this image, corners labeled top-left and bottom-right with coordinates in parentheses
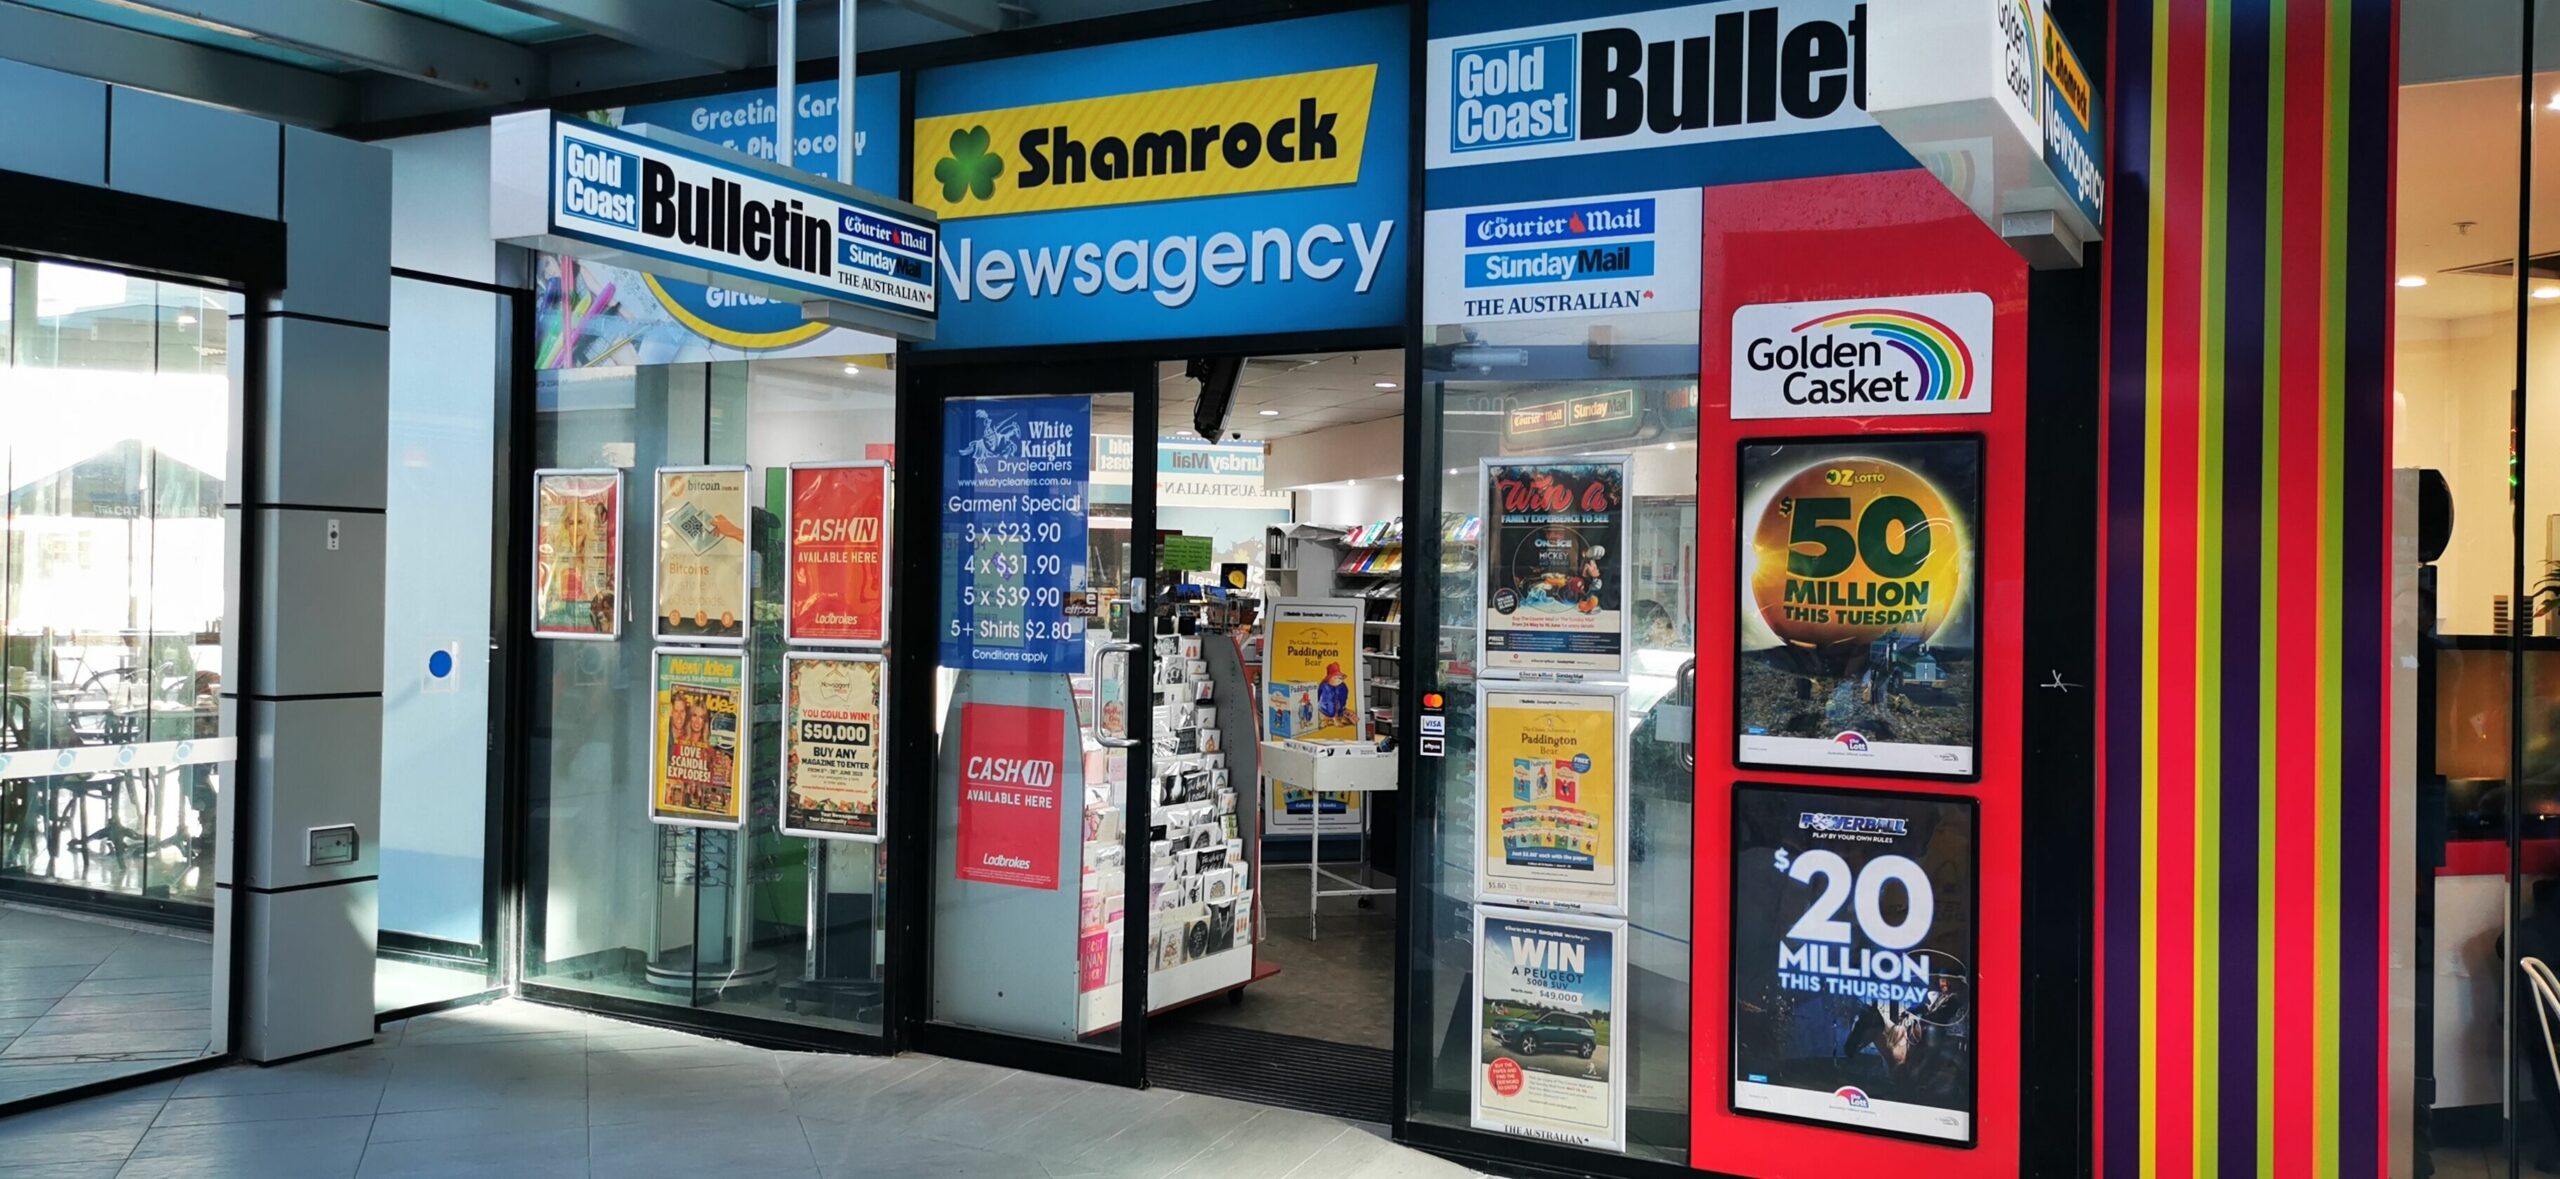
top-left (1153, 352), bottom-right (1406, 443)
top-left (2397, 76), bottom-right (2560, 327)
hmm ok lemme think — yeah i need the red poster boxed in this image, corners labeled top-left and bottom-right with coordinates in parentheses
top-left (956, 702), bottom-right (1064, 889)
top-left (787, 463), bottom-right (890, 645)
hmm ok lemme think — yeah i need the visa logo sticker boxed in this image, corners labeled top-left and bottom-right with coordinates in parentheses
top-left (1424, 188), bottom-right (1698, 326)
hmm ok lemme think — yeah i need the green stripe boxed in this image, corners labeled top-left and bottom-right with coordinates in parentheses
top-left (2258, 2), bottom-right (2287, 1173)
top-left (2197, 0), bottom-right (2232, 1170)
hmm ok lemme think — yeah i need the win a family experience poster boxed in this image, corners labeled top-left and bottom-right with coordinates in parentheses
top-left (783, 653), bottom-right (886, 841)
top-left (1481, 458), bottom-right (1629, 678)
top-left (651, 649), bottom-right (747, 829)
top-left (1473, 907), bottom-right (1628, 1152)
top-left (1736, 437), bottom-right (1981, 778)
top-left (533, 469), bottom-right (621, 639)
top-left (1730, 784), bottom-right (1977, 1144)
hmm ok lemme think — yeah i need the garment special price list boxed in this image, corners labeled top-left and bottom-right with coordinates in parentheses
top-left (940, 396), bottom-right (1091, 675)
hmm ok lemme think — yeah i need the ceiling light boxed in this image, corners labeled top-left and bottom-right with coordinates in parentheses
top-left (2537, 287), bottom-right (2560, 301)
top-left (1374, 381), bottom-right (1399, 389)
top-left (175, 313), bottom-right (198, 326)
top-left (1663, 441), bottom-right (1678, 451)
top-left (1258, 409), bottom-right (1280, 416)
top-left (2548, 94), bottom-right (2560, 111)
top-left (842, 363), bottom-right (862, 376)
top-left (1447, 467), bottom-right (1462, 475)
top-left (1395, 474), bottom-right (1405, 482)
top-left (2396, 275), bottom-right (2427, 289)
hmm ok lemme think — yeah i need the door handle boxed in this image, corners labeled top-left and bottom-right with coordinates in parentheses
top-left (1094, 640), bottom-right (1140, 749)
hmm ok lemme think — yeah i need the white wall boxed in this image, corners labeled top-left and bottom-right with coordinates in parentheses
top-left (2397, 310), bottom-right (2535, 634)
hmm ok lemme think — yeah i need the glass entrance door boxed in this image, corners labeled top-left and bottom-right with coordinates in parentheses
top-left (912, 362), bottom-right (1156, 1078)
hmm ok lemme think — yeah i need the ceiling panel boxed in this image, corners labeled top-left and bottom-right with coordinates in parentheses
top-left (13, 0), bottom-right (357, 71)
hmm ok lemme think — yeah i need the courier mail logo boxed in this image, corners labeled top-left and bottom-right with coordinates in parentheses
top-left (1729, 293), bottom-right (1995, 420)
top-left (1433, 2), bottom-right (1872, 167)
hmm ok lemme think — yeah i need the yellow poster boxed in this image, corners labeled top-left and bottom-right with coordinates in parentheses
top-left (1263, 599), bottom-right (1365, 833)
top-left (1476, 685), bottom-right (1625, 914)
top-left (651, 648), bottom-right (747, 829)
top-left (654, 466), bottom-right (751, 643)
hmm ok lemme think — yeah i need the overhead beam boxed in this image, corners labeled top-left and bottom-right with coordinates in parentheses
top-left (97, 0), bottom-right (543, 100)
top-left (0, 2), bottom-right (354, 126)
top-left (483, 0), bottom-right (758, 71)
top-left (878, 0), bottom-right (1009, 36)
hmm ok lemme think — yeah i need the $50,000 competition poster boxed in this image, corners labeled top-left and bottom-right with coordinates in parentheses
top-left (1735, 436), bottom-right (1982, 779)
top-left (1729, 783), bottom-right (1977, 1145)
top-left (786, 462), bottom-right (890, 646)
top-left (532, 469), bottom-right (622, 639)
top-left (1476, 684), bottom-right (1627, 914)
top-left (650, 649), bottom-right (749, 829)
top-left (1480, 456), bottom-right (1630, 679)
top-left (1473, 906), bottom-right (1628, 1153)
top-left (654, 466), bottom-right (752, 644)
top-left (782, 653), bottom-right (885, 842)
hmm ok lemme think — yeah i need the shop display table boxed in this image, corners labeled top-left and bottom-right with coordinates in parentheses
top-left (1259, 738), bottom-right (1396, 940)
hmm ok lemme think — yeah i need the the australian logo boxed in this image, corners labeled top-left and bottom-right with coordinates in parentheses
top-left (1729, 293), bottom-right (1995, 420)
top-left (1458, 198), bottom-right (1657, 318)
top-left (1431, 2), bottom-right (1872, 165)
top-left (552, 121), bottom-right (936, 313)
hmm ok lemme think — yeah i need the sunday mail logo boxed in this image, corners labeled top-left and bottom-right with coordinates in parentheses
top-left (1427, 2), bottom-right (1874, 170)
top-left (1424, 188), bottom-right (1699, 326)
top-left (1729, 292), bottom-right (1994, 419)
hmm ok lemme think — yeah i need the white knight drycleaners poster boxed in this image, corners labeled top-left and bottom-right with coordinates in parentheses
top-left (1473, 906), bottom-right (1628, 1152)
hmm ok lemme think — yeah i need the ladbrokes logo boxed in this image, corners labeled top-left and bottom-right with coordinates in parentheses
top-left (1730, 293), bottom-right (1995, 420)
top-left (913, 65), bottom-right (1377, 221)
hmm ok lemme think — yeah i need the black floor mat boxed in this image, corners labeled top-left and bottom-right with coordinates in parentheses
top-left (1148, 1019), bottom-right (1395, 1124)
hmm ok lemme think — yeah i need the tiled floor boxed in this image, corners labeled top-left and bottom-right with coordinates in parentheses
top-left (0, 903), bottom-right (214, 1105)
top-left (374, 958), bottom-right (494, 1016)
top-left (0, 998), bottom-right (1495, 1178)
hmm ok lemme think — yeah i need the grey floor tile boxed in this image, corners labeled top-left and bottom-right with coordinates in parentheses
top-left (83, 944), bottom-right (211, 982)
top-left (0, 1125), bottom-right (152, 1168)
top-left (1066, 1091), bottom-right (1266, 1178)
top-left (150, 1085), bottom-right (383, 1127)
top-left (584, 1039), bottom-right (774, 1073)
top-left (0, 1065), bottom-right (178, 1105)
top-left (0, 1163), bottom-right (121, 1178)
top-left (170, 1053), bottom-right (394, 1099)
top-left (62, 975), bottom-right (205, 999)
top-left (28, 1009), bottom-right (213, 1036)
top-left (0, 1092), bottom-right (165, 1138)
top-left (0, 938), bottom-right (123, 969)
top-left (353, 1124), bottom-right (591, 1177)
top-left (45, 991), bottom-right (214, 1017)
top-left (978, 1082), bottom-right (1182, 1160)
top-left (2, 1028), bottom-right (214, 1058)
top-left (124, 1112), bottom-right (373, 1173)
top-left (1165, 1109), bottom-right (1358, 1179)
top-left (365, 1097), bottom-right (587, 1143)
top-left (114, 1142), bottom-right (366, 1179)
top-left (0, 966), bottom-right (96, 1001)
top-left (0, 1019), bottom-right (32, 1040)
top-left (813, 1129), bottom-right (1056, 1178)
top-left (374, 1069), bottom-right (586, 1116)
top-left (586, 1110), bottom-right (818, 1178)
top-left (0, 999), bottom-right (59, 1019)
top-left (588, 1063), bottom-right (786, 1127)
top-left (898, 1068), bottom-right (1088, 1146)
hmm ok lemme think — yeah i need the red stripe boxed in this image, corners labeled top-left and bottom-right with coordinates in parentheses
top-left (2154, 3), bottom-right (2211, 1172)
top-left (2272, 0), bottom-right (2330, 1172)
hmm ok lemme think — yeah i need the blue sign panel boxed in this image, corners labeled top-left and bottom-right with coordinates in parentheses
top-left (911, 7), bottom-right (1410, 350)
top-left (939, 397), bottom-right (1091, 673)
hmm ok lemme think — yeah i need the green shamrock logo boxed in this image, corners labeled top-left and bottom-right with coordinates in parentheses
top-left (935, 126), bottom-right (1003, 204)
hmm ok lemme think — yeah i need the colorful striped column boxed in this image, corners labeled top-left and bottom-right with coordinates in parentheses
top-left (2098, 0), bottom-right (2393, 1175)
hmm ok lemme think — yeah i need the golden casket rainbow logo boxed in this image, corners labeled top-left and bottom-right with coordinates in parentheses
top-left (1786, 307), bottom-right (1977, 404)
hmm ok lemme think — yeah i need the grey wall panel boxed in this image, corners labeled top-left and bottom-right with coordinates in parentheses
top-left (387, 127), bottom-right (496, 285)
top-left (252, 507), bottom-right (387, 698)
top-left (238, 695), bottom-right (383, 891)
top-left (0, 60), bottom-right (105, 185)
top-left (257, 317), bottom-right (390, 511)
top-left (106, 88), bottom-right (278, 220)
top-left (279, 127), bottom-right (392, 326)
top-left (236, 882), bottom-right (377, 1061)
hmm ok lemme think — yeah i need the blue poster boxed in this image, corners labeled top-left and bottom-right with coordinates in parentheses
top-left (939, 397), bottom-right (1091, 673)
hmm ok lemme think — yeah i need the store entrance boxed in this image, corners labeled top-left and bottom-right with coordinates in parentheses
top-left (899, 351), bottom-right (1409, 1120)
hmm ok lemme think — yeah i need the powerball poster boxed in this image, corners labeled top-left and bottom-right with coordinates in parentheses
top-left (1735, 436), bottom-right (1981, 779)
top-left (782, 652), bottom-right (886, 841)
top-left (654, 467), bottom-right (752, 644)
top-left (1730, 783), bottom-right (1977, 1144)
top-left (650, 648), bottom-right (748, 829)
top-left (787, 462), bottom-right (890, 646)
top-left (1473, 906), bottom-right (1628, 1152)
top-left (1480, 457), bottom-right (1630, 679)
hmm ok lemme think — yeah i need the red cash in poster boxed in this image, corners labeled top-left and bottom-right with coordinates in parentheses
top-left (786, 461), bottom-right (891, 646)
top-left (956, 702), bottom-right (1065, 889)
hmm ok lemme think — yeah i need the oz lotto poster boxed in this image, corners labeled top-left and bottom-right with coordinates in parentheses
top-left (1472, 907), bottom-right (1627, 1152)
top-left (1736, 437), bottom-right (1981, 779)
top-left (1481, 457), bottom-right (1629, 678)
top-left (1730, 784), bottom-right (1977, 1145)
top-left (650, 649), bottom-right (748, 829)
top-left (940, 397), bottom-right (1090, 673)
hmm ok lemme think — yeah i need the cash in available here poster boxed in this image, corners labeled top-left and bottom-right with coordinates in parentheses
top-left (1735, 436), bottom-right (1981, 778)
top-left (955, 701), bottom-right (1066, 890)
top-left (786, 462), bottom-right (890, 646)
top-left (1476, 684), bottom-right (1627, 914)
top-left (1472, 906), bottom-right (1628, 1152)
top-left (654, 467), bottom-right (752, 643)
top-left (1480, 457), bottom-right (1630, 678)
top-left (532, 469), bottom-right (621, 639)
top-left (782, 653), bottom-right (886, 841)
top-left (1729, 783), bottom-right (1977, 1144)
top-left (650, 648), bottom-right (748, 829)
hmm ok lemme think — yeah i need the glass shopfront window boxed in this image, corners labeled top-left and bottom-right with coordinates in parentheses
top-left (1, 259), bottom-right (236, 910)
top-left (522, 354), bottom-right (892, 1036)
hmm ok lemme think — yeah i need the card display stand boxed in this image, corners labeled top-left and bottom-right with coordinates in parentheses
top-left (1258, 738), bottom-right (1396, 941)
